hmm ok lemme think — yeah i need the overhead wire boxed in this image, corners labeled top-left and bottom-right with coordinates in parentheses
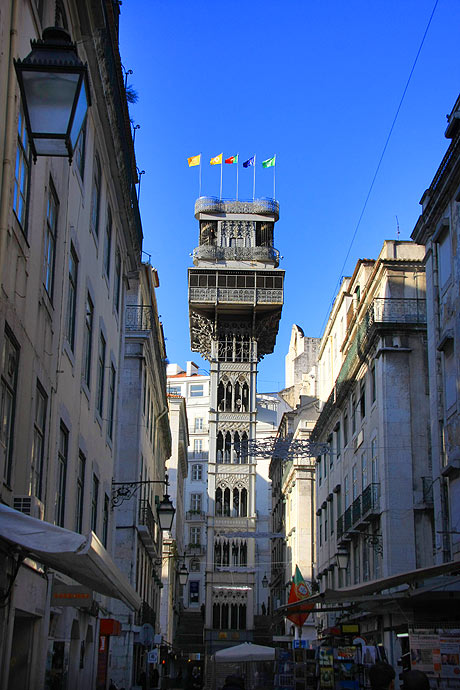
top-left (319, 0), bottom-right (440, 337)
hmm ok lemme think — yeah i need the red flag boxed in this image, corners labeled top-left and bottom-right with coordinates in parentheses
top-left (286, 565), bottom-right (314, 627)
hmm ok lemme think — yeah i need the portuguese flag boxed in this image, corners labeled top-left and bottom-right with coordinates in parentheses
top-left (286, 565), bottom-right (314, 628)
top-left (225, 154), bottom-right (238, 165)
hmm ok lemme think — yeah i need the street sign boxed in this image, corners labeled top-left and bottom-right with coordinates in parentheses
top-left (293, 640), bottom-right (307, 648)
top-left (139, 623), bottom-right (154, 647)
top-left (148, 649), bottom-right (158, 664)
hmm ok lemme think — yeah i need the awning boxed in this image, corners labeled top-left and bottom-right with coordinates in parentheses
top-left (275, 559), bottom-right (460, 616)
top-left (214, 642), bottom-right (276, 662)
top-left (0, 504), bottom-right (141, 611)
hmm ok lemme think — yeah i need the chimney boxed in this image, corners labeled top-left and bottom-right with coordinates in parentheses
top-left (186, 361), bottom-right (199, 377)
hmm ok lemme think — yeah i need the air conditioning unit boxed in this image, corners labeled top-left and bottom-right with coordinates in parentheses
top-left (13, 495), bottom-right (45, 520)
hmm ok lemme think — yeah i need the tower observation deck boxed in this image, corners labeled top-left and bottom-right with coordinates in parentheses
top-left (187, 197), bottom-right (284, 654)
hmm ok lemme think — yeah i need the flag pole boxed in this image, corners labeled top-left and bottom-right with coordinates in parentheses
top-left (236, 154), bottom-right (239, 201)
top-left (274, 155), bottom-right (276, 200)
top-left (220, 156), bottom-right (223, 199)
top-left (199, 153), bottom-right (202, 197)
top-left (253, 155), bottom-right (256, 201)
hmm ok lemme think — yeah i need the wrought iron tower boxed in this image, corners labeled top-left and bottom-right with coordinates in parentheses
top-left (188, 196), bottom-right (284, 653)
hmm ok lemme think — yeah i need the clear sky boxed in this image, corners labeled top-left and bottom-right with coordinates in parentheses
top-left (119, 0), bottom-right (460, 392)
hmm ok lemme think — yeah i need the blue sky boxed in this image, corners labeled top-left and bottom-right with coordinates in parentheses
top-left (119, 0), bottom-right (460, 392)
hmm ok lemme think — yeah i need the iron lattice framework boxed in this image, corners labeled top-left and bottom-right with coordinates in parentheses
top-left (246, 436), bottom-right (330, 460)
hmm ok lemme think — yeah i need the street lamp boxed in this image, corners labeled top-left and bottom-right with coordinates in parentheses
top-left (178, 563), bottom-right (189, 587)
top-left (262, 573), bottom-right (269, 588)
top-left (14, 26), bottom-right (90, 162)
top-left (335, 549), bottom-right (350, 570)
top-left (157, 493), bottom-right (176, 531)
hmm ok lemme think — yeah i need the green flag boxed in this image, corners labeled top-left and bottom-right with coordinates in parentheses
top-left (262, 155), bottom-right (276, 168)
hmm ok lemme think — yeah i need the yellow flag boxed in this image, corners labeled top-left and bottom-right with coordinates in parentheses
top-left (188, 154), bottom-right (201, 167)
top-left (210, 153), bottom-right (223, 165)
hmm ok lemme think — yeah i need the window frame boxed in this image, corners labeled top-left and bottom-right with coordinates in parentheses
top-left (1, 327), bottom-right (20, 485)
top-left (55, 422), bottom-right (69, 527)
top-left (82, 293), bottom-right (94, 389)
top-left (44, 179), bottom-right (59, 298)
top-left (30, 381), bottom-right (47, 500)
top-left (96, 331), bottom-right (106, 417)
top-left (13, 102), bottom-right (31, 232)
top-left (90, 155), bottom-right (101, 239)
top-left (65, 244), bottom-right (78, 351)
top-left (76, 450), bottom-right (86, 533)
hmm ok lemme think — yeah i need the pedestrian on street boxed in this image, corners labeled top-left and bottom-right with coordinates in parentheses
top-left (368, 662), bottom-right (396, 690)
top-left (187, 666), bottom-right (203, 690)
top-left (222, 675), bottom-right (245, 690)
top-left (401, 670), bottom-right (430, 690)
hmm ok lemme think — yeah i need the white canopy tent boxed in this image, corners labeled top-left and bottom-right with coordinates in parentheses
top-left (214, 642), bottom-right (276, 662)
top-left (0, 504), bottom-right (141, 610)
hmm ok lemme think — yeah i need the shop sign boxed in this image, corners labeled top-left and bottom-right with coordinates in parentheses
top-left (51, 584), bottom-right (93, 607)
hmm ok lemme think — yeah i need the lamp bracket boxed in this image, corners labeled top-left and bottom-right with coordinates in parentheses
top-left (111, 477), bottom-right (168, 507)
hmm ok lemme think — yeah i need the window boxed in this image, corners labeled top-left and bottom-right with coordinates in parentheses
top-left (343, 411), bottom-right (349, 446)
top-left (55, 423), bottom-right (68, 527)
top-left (191, 464), bottom-right (202, 481)
top-left (437, 226), bottom-right (451, 290)
top-left (352, 464), bottom-right (358, 501)
top-left (113, 249), bottom-right (121, 313)
top-left (351, 393), bottom-right (356, 434)
top-left (1, 328), bottom-right (20, 484)
top-left (371, 361), bottom-right (376, 403)
top-left (91, 474), bottom-right (99, 533)
top-left (107, 364), bottom-right (116, 440)
top-left (190, 527), bottom-right (201, 545)
top-left (371, 439), bottom-right (378, 483)
top-left (44, 181), bottom-right (58, 297)
top-left (103, 206), bottom-right (112, 278)
top-left (361, 452), bottom-right (368, 489)
top-left (194, 439), bottom-right (203, 456)
top-left (190, 559), bottom-right (200, 572)
top-left (335, 423), bottom-right (341, 461)
top-left (190, 494), bottom-right (202, 512)
top-left (195, 417), bottom-right (204, 431)
top-left (76, 451), bottom-right (85, 533)
top-left (353, 540), bottom-right (360, 584)
top-left (168, 385), bottom-right (181, 395)
top-left (318, 456), bottom-right (322, 486)
top-left (329, 500), bottom-right (334, 535)
top-left (13, 103), bottom-right (30, 230)
top-left (90, 155), bottom-right (101, 238)
top-left (344, 475), bottom-right (349, 509)
top-left (65, 245), bottom-right (78, 350)
top-left (442, 340), bottom-right (457, 411)
top-left (318, 512), bottom-right (322, 547)
top-left (30, 382), bottom-right (47, 500)
top-left (327, 435), bottom-right (333, 468)
top-left (359, 381), bottom-right (366, 420)
top-left (102, 494), bottom-right (109, 547)
top-left (96, 332), bottom-right (106, 416)
top-left (74, 116), bottom-right (86, 179)
top-left (190, 384), bottom-right (204, 397)
top-left (82, 294), bottom-right (93, 388)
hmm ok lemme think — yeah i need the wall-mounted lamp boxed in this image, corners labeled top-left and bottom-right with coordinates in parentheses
top-left (335, 549), bottom-right (350, 570)
top-left (262, 573), bottom-right (269, 588)
top-left (14, 26), bottom-right (90, 162)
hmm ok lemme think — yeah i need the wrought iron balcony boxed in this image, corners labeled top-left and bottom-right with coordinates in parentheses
top-left (138, 499), bottom-right (158, 555)
top-left (352, 496), bottom-right (361, 524)
top-left (140, 600), bottom-right (156, 626)
top-left (125, 305), bottom-right (154, 331)
top-left (189, 286), bottom-right (283, 305)
top-left (186, 510), bottom-right (206, 521)
top-left (361, 483), bottom-right (380, 515)
top-left (194, 196), bottom-right (279, 219)
top-left (337, 515), bottom-right (343, 538)
top-left (185, 543), bottom-right (206, 555)
top-left (193, 245), bottom-right (280, 266)
top-left (344, 506), bottom-right (352, 532)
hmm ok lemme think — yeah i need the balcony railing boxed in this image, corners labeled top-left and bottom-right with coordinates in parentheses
top-left (361, 483), bottom-right (380, 515)
top-left (185, 543), bottom-right (206, 555)
top-left (140, 600), bottom-right (156, 626)
top-left (193, 246), bottom-right (280, 265)
top-left (125, 305), bottom-right (154, 331)
top-left (189, 287), bottom-right (283, 305)
top-left (352, 496), bottom-right (361, 524)
top-left (186, 510), bottom-right (206, 521)
top-left (338, 484), bottom-right (381, 540)
top-left (194, 196), bottom-right (279, 219)
top-left (138, 499), bottom-right (157, 550)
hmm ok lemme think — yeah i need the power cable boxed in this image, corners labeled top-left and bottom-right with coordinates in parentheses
top-left (320, 0), bottom-right (440, 336)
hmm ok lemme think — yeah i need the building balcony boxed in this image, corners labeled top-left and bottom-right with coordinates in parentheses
top-left (189, 451), bottom-right (209, 461)
top-left (185, 543), bottom-right (206, 555)
top-left (193, 245), bottom-right (280, 267)
top-left (125, 305), bottom-right (154, 331)
top-left (138, 499), bottom-right (158, 556)
top-left (194, 196), bottom-right (279, 220)
top-left (186, 510), bottom-right (206, 521)
top-left (189, 286), bottom-right (283, 306)
top-left (139, 600), bottom-right (156, 627)
top-left (337, 483), bottom-right (381, 541)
